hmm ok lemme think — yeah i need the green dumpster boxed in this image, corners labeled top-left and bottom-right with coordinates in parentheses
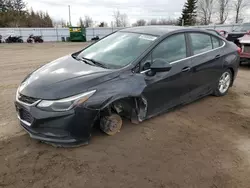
top-left (69, 27), bottom-right (86, 42)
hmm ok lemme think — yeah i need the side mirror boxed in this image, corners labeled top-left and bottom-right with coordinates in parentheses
top-left (150, 59), bottom-right (172, 72)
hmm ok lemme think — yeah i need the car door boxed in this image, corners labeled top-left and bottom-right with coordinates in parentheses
top-left (187, 32), bottom-right (225, 99)
top-left (140, 33), bottom-right (193, 117)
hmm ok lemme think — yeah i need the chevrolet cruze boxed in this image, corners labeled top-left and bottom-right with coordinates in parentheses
top-left (15, 26), bottom-right (240, 146)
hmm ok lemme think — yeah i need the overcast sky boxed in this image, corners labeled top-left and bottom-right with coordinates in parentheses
top-left (25, 0), bottom-right (250, 26)
top-left (25, 0), bottom-right (186, 25)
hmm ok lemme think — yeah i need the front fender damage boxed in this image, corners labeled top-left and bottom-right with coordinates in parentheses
top-left (83, 73), bottom-right (148, 122)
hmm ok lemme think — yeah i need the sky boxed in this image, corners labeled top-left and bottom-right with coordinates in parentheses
top-left (25, 0), bottom-right (186, 26)
top-left (25, 0), bottom-right (250, 26)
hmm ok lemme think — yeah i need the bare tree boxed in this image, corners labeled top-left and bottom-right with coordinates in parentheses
top-left (78, 17), bottom-right (84, 27)
top-left (217, 0), bottom-right (230, 24)
top-left (132, 19), bottom-right (146, 26)
top-left (113, 10), bottom-right (128, 27)
top-left (120, 13), bottom-right (128, 27)
top-left (158, 18), bottom-right (178, 25)
top-left (113, 10), bottom-right (121, 27)
top-left (197, 0), bottom-right (214, 25)
top-left (148, 19), bottom-right (158, 25)
top-left (83, 15), bottom-right (93, 27)
top-left (233, 0), bottom-right (249, 23)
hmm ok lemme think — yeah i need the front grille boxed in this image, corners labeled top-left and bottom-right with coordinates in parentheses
top-left (18, 94), bottom-right (38, 104)
top-left (19, 109), bottom-right (34, 124)
top-left (243, 45), bottom-right (250, 53)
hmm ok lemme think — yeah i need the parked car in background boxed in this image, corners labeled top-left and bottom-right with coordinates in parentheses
top-left (206, 29), bottom-right (223, 37)
top-left (238, 33), bottom-right (250, 64)
top-left (15, 26), bottom-right (240, 146)
top-left (226, 23), bottom-right (250, 42)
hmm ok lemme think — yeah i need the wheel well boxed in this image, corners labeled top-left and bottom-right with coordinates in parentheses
top-left (100, 96), bottom-right (147, 124)
top-left (228, 67), bottom-right (234, 86)
top-left (100, 97), bottom-right (137, 119)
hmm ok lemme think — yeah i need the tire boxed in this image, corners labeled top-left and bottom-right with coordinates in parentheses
top-left (213, 69), bottom-right (232, 97)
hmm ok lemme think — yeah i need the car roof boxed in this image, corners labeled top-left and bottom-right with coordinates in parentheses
top-left (120, 26), bottom-right (183, 36)
top-left (119, 26), bottom-right (215, 36)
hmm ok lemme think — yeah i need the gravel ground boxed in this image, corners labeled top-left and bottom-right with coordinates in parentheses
top-left (1, 43), bottom-right (250, 188)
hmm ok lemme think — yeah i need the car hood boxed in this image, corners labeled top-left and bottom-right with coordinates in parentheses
top-left (19, 55), bottom-right (119, 99)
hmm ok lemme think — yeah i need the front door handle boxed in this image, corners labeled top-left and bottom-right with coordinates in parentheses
top-left (215, 55), bottom-right (221, 59)
top-left (182, 67), bottom-right (190, 72)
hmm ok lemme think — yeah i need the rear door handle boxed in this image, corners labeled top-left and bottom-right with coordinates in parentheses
top-left (215, 55), bottom-right (221, 59)
top-left (182, 67), bottom-right (190, 72)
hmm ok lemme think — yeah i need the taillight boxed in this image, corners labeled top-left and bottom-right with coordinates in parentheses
top-left (237, 47), bottom-right (242, 55)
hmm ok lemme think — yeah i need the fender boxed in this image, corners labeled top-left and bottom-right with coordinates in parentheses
top-left (83, 72), bottom-right (148, 120)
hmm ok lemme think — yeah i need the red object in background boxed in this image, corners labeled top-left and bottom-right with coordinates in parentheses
top-left (237, 47), bottom-right (242, 55)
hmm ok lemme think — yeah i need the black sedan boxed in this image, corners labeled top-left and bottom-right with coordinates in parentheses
top-left (15, 26), bottom-right (240, 146)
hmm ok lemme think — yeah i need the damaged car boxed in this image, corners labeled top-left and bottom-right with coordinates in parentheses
top-left (15, 26), bottom-right (240, 146)
top-left (236, 32), bottom-right (250, 64)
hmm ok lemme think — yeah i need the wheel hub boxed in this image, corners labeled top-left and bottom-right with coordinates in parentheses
top-left (218, 72), bottom-right (231, 94)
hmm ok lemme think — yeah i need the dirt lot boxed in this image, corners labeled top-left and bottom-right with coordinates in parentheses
top-left (1, 43), bottom-right (250, 188)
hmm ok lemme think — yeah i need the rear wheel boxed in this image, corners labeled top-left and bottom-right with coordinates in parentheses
top-left (213, 69), bottom-right (232, 96)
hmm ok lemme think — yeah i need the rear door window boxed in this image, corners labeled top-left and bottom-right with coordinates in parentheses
top-left (190, 33), bottom-right (213, 55)
top-left (211, 36), bottom-right (221, 48)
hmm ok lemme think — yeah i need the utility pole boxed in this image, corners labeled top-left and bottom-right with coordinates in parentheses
top-left (68, 5), bottom-right (71, 26)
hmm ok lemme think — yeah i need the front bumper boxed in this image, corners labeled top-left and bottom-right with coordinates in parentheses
top-left (15, 100), bottom-right (99, 146)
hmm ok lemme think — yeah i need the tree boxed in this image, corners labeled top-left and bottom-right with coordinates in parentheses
top-left (13, 0), bottom-right (25, 12)
top-left (78, 17), bottom-right (84, 27)
top-left (113, 10), bottom-right (121, 27)
top-left (233, 0), bottom-right (249, 23)
top-left (83, 15), bottom-right (93, 27)
top-left (113, 10), bottom-right (128, 27)
top-left (43, 11), bottom-right (53, 27)
top-left (197, 0), bottom-right (214, 25)
top-left (178, 0), bottom-right (198, 26)
top-left (132, 19), bottom-right (146, 26)
top-left (217, 0), bottom-right (230, 24)
top-left (0, 0), bottom-right (54, 27)
top-left (98, 22), bottom-right (108, 27)
top-left (148, 19), bottom-right (158, 25)
top-left (120, 13), bottom-right (128, 27)
top-left (158, 18), bottom-right (178, 25)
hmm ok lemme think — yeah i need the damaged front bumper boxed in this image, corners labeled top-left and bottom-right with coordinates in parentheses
top-left (15, 100), bottom-right (99, 146)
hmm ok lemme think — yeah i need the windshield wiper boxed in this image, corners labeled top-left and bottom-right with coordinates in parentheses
top-left (81, 57), bottom-right (107, 68)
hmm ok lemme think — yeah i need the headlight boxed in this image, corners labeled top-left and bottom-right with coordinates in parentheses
top-left (37, 90), bottom-right (96, 111)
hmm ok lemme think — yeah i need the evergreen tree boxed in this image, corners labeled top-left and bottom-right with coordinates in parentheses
top-left (178, 0), bottom-right (198, 26)
top-left (0, 0), bottom-right (53, 27)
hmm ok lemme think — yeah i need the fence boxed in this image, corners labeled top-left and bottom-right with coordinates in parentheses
top-left (0, 27), bottom-right (125, 42)
top-left (0, 27), bottom-right (69, 42)
top-left (0, 24), bottom-right (244, 42)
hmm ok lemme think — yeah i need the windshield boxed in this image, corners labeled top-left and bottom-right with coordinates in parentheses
top-left (78, 32), bottom-right (157, 69)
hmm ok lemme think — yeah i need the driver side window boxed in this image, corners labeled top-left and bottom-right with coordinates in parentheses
top-left (152, 34), bottom-right (187, 64)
